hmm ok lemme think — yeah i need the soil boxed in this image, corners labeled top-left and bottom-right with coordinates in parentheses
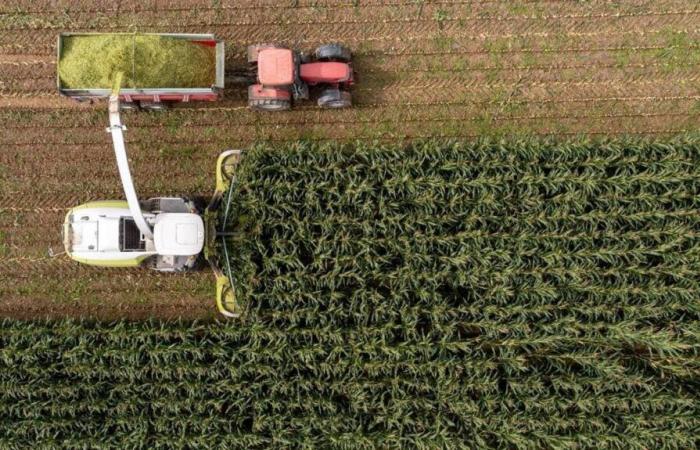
top-left (0, 0), bottom-right (698, 320)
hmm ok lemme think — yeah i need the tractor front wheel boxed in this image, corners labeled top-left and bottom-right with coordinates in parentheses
top-left (249, 98), bottom-right (291, 111)
top-left (315, 44), bottom-right (352, 62)
top-left (317, 89), bottom-right (352, 109)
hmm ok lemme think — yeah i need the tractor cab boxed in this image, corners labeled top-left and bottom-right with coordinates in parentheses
top-left (257, 48), bottom-right (295, 86)
top-left (247, 43), bottom-right (354, 111)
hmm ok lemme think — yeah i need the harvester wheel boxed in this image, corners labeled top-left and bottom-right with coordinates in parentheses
top-left (315, 43), bottom-right (352, 62)
top-left (249, 98), bottom-right (291, 111)
top-left (317, 89), bottom-right (352, 109)
top-left (247, 43), bottom-right (277, 64)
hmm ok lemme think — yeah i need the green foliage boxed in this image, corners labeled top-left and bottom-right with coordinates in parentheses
top-left (0, 231), bottom-right (7, 257)
top-left (2, 138), bottom-right (700, 448)
top-left (58, 34), bottom-right (216, 89)
top-left (433, 9), bottom-right (449, 30)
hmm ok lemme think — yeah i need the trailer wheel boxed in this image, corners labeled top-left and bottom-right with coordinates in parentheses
top-left (140, 101), bottom-right (169, 112)
top-left (249, 98), bottom-right (291, 111)
top-left (315, 44), bottom-right (352, 62)
top-left (317, 89), bottom-right (351, 109)
top-left (119, 102), bottom-right (139, 112)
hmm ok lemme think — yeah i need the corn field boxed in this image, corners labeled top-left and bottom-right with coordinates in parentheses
top-left (3, 138), bottom-right (700, 449)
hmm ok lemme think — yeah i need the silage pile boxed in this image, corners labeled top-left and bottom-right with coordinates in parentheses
top-left (58, 34), bottom-right (215, 89)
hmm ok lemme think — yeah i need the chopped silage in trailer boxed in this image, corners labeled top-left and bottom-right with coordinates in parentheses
top-left (58, 34), bottom-right (216, 89)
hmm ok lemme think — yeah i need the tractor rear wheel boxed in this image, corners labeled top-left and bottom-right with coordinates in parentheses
top-left (249, 98), bottom-right (291, 111)
top-left (315, 44), bottom-right (352, 62)
top-left (317, 89), bottom-right (351, 109)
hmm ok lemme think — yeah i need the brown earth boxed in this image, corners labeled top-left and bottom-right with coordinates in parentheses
top-left (0, 0), bottom-right (698, 320)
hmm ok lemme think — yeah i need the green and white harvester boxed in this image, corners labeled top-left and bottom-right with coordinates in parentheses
top-left (62, 95), bottom-right (242, 317)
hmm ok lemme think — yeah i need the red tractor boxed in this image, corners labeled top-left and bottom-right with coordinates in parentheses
top-left (246, 43), bottom-right (354, 111)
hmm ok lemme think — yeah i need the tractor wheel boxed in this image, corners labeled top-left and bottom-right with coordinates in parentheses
top-left (247, 43), bottom-right (277, 64)
top-left (315, 43), bottom-right (352, 62)
top-left (249, 98), bottom-right (291, 111)
top-left (317, 89), bottom-right (352, 109)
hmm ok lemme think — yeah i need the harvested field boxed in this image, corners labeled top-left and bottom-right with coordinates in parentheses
top-left (0, 0), bottom-right (699, 318)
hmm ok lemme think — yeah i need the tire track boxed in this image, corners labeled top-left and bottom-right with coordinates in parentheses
top-left (0, 0), bottom-right (542, 15)
top-left (9, 60), bottom-right (700, 84)
top-left (3, 29), bottom-right (698, 58)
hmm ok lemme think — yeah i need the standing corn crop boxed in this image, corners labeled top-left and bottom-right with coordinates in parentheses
top-left (1, 137), bottom-right (699, 449)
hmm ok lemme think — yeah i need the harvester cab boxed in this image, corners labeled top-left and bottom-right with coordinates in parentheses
top-left (62, 95), bottom-right (242, 317)
top-left (247, 43), bottom-right (354, 111)
top-left (62, 199), bottom-right (203, 271)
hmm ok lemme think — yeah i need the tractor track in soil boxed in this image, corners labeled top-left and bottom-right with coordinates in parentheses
top-left (1, 1), bottom-right (699, 320)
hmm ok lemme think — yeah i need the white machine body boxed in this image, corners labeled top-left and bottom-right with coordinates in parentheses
top-left (154, 213), bottom-right (205, 256)
top-left (64, 201), bottom-right (204, 271)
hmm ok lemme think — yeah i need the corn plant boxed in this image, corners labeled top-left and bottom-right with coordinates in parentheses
top-left (1, 137), bottom-right (699, 449)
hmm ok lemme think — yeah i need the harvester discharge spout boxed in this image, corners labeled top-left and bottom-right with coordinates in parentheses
top-left (106, 94), bottom-right (154, 241)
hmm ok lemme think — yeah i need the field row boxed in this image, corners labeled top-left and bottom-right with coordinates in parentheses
top-left (2, 1), bottom-right (698, 29)
top-left (3, 97), bottom-right (698, 126)
top-left (3, 22), bottom-right (700, 58)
